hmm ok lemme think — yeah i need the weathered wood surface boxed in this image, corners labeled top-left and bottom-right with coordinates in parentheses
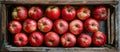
top-left (1, 0), bottom-right (118, 4)
top-left (1, 47), bottom-right (118, 52)
top-left (118, 0), bottom-right (120, 52)
top-left (107, 8), bottom-right (111, 44)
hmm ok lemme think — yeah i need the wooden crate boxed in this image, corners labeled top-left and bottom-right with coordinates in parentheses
top-left (0, 0), bottom-right (119, 52)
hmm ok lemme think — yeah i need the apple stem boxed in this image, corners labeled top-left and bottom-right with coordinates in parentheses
top-left (51, 6), bottom-right (56, 9)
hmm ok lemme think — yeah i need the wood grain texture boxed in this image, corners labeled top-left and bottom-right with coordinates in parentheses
top-left (1, 0), bottom-right (118, 5)
top-left (118, 0), bottom-right (120, 52)
top-left (1, 47), bottom-right (118, 52)
top-left (1, 4), bottom-right (7, 46)
top-left (107, 8), bottom-right (111, 44)
top-left (110, 8), bottom-right (115, 45)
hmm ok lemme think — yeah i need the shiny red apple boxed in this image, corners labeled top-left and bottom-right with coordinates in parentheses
top-left (8, 20), bottom-right (22, 34)
top-left (28, 6), bottom-right (43, 20)
top-left (46, 6), bottom-right (60, 20)
top-left (45, 32), bottom-right (60, 47)
top-left (69, 20), bottom-right (83, 35)
top-left (61, 32), bottom-right (76, 47)
top-left (14, 33), bottom-right (28, 47)
top-left (29, 32), bottom-right (44, 47)
top-left (77, 33), bottom-right (92, 48)
top-left (77, 6), bottom-right (90, 20)
top-left (53, 19), bottom-right (68, 34)
top-left (62, 5), bottom-right (76, 21)
top-left (12, 6), bottom-right (27, 21)
top-left (84, 18), bottom-right (99, 33)
top-left (38, 17), bottom-right (53, 32)
top-left (93, 6), bottom-right (108, 21)
top-left (23, 19), bottom-right (37, 33)
top-left (92, 31), bottom-right (106, 47)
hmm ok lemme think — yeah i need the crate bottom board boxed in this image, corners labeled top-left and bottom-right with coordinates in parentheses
top-left (1, 47), bottom-right (118, 52)
top-left (1, 46), bottom-right (118, 52)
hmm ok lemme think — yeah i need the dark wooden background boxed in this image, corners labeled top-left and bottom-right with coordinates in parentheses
top-left (0, 2), bottom-right (3, 50)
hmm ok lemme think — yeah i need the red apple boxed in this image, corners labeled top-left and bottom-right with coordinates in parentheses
top-left (69, 20), bottom-right (83, 35)
top-left (23, 19), bottom-right (37, 33)
top-left (61, 33), bottom-right (76, 47)
top-left (77, 6), bottom-right (90, 20)
top-left (8, 20), bottom-right (22, 34)
top-left (29, 32), bottom-right (44, 47)
top-left (84, 18), bottom-right (99, 33)
top-left (93, 6), bottom-right (108, 20)
top-left (62, 5), bottom-right (76, 21)
top-left (77, 33), bottom-right (92, 48)
top-left (38, 17), bottom-right (53, 32)
top-left (12, 6), bottom-right (27, 21)
top-left (28, 6), bottom-right (43, 20)
top-left (53, 19), bottom-right (68, 34)
top-left (46, 6), bottom-right (60, 20)
top-left (45, 32), bottom-right (60, 47)
top-left (92, 31), bottom-right (106, 47)
top-left (14, 33), bottom-right (28, 47)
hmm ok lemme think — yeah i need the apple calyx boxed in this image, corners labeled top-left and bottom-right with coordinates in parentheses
top-left (96, 37), bottom-right (101, 41)
top-left (33, 37), bottom-right (37, 41)
top-left (18, 38), bottom-right (22, 44)
top-left (33, 7), bottom-right (37, 12)
top-left (67, 7), bottom-right (73, 12)
top-left (48, 39), bottom-right (54, 45)
top-left (66, 5), bottom-right (73, 12)
top-left (59, 23), bottom-right (63, 27)
top-left (42, 22), bottom-right (46, 26)
top-left (83, 37), bottom-right (87, 40)
top-left (75, 24), bottom-right (79, 28)
top-left (91, 23), bottom-right (95, 26)
top-left (66, 37), bottom-right (70, 42)
top-left (49, 39), bottom-right (54, 43)
top-left (12, 24), bottom-right (16, 28)
top-left (83, 10), bottom-right (87, 13)
top-left (102, 11), bottom-right (106, 17)
top-left (67, 9), bottom-right (72, 12)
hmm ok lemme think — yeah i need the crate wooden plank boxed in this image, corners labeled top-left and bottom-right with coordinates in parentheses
top-left (114, 6), bottom-right (118, 47)
top-left (1, 47), bottom-right (118, 52)
top-left (1, 0), bottom-right (118, 4)
top-left (1, 4), bottom-right (7, 46)
top-left (107, 8), bottom-right (111, 44)
top-left (110, 8), bottom-right (115, 45)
